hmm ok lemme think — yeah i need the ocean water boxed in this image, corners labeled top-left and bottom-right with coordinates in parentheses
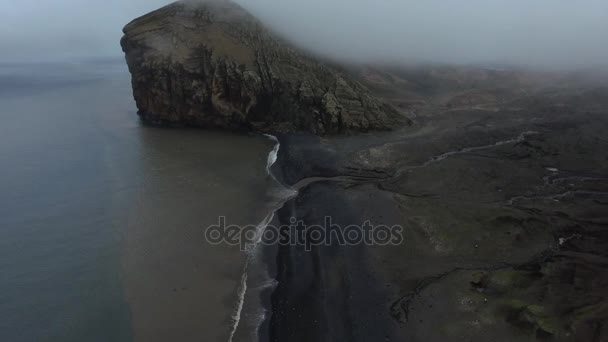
top-left (0, 60), bottom-right (282, 342)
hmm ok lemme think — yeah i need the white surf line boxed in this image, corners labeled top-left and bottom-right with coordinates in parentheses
top-left (227, 210), bottom-right (275, 342)
top-left (227, 265), bottom-right (248, 342)
top-left (227, 134), bottom-right (297, 342)
top-left (264, 134), bottom-right (282, 184)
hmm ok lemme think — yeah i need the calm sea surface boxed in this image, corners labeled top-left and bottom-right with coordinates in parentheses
top-left (0, 61), bottom-right (277, 342)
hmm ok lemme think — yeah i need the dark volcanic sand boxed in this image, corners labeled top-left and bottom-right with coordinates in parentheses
top-left (265, 77), bottom-right (608, 341)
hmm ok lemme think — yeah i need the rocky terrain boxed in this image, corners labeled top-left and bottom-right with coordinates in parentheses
top-left (120, 0), bottom-right (403, 134)
top-left (268, 69), bottom-right (608, 341)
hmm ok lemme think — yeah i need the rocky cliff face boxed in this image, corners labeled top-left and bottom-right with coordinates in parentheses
top-left (120, 0), bottom-right (404, 134)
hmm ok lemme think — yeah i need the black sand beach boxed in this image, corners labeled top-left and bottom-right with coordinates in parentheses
top-left (265, 77), bottom-right (608, 341)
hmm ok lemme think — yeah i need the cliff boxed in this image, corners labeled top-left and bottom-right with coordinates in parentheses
top-left (120, 0), bottom-right (405, 134)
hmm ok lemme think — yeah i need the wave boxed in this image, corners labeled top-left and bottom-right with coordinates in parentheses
top-left (263, 134), bottom-right (281, 184)
top-left (227, 134), bottom-right (297, 342)
top-left (228, 269), bottom-right (248, 342)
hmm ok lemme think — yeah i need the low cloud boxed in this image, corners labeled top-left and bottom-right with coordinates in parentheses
top-left (2, 0), bottom-right (607, 70)
top-left (238, 0), bottom-right (608, 70)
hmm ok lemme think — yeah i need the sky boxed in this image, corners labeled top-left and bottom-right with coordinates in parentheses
top-left (1, 0), bottom-right (607, 69)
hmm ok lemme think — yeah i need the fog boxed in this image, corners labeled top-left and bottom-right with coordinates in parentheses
top-left (2, 0), bottom-right (607, 69)
top-left (0, 0), bottom-right (170, 62)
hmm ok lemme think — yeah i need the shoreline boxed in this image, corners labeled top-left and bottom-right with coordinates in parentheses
top-left (228, 134), bottom-right (297, 342)
top-left (262, 134), bottom-right (401, 342)
top-left (119, 130), bottom-right (277, 342)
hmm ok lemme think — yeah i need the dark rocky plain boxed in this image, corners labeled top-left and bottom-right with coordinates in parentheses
top-left (120, 2), bottom-right (608, 341)
top-left (268, 67), bottom-right (608, 341)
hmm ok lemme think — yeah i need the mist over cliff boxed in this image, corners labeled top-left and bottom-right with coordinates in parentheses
top-left (238, 0), bottom-right (608, 70)
top-left (2, 0), bottom-right (608, 70)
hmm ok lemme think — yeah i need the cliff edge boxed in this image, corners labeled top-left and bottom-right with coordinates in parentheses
top-left (120, 0), bottom-right (405, 134)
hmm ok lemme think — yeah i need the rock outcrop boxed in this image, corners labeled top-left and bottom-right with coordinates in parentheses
top-left (120, 0), bottom-right (404, 134)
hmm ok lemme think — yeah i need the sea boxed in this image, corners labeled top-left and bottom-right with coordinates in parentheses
top-left (0, 59), bottom-right (287, 342)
